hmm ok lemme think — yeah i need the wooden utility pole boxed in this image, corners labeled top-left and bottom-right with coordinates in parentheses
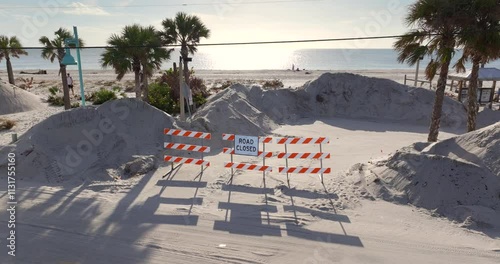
top-left (179, 57), bottom-right (185, 121)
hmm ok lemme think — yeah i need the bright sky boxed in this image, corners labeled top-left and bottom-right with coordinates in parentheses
top-left (0, 0), bottom-right (415, 50)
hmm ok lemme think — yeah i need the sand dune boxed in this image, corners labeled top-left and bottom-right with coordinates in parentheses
top-left (0, 99), bottom-right (177, 184)
top-left (351, 122), bottom-right (500, 229)
top-left (0, 80), bottom-right (45, 115)
top-left (191, 73), bottom-right (473, 141)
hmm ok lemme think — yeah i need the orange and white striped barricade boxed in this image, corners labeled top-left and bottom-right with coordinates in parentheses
top-left (275, 137), bottom-right (330, 183)
top-left (164, 128), bottom-right (211, 177)
top-left (222, 133), bottom-right (273, 180)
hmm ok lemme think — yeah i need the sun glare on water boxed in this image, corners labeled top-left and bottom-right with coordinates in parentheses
top-left (197, 45), bottom-right (295, 70)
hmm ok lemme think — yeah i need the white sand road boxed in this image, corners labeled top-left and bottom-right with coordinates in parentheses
top-left (1, 118), bottom-right (499, 264)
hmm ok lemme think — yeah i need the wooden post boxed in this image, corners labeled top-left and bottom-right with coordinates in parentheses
top-left (404, 75), bottom-right (407, 85)
top-left (179, 57), bottom-right (185, 121)
top-left (458, 80), bottom-right (464, 102)
top-left (489, 81), bottom-right (496, 109)
top-left (414, 60), bottom-right (420, 87)
top-left (450, 80), bottom-right (454, 91)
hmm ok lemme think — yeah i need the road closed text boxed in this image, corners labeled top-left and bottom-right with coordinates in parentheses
top-left (234, 135), bottom-right (259, 156)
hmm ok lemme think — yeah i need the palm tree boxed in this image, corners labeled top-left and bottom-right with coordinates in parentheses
top-left (454, 0), bottom-right (500, 132)
top-left (161, 12), bottom-right (210, 84)
top-left (137, 26), bottom-right (172, 102)
top-left (39, 28), bottom-right (84, 110)
top-left (101, 24), bottom-right (171, 102)
top-left (0, 36), bottom-right (28, 85)
top-left (394, 0), bottom-right (469, 142)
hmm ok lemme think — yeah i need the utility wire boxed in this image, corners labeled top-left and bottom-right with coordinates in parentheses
top-left (6, 34), bottom-right (430, 50)
top-left (0, 0), bottom-right (324, 9)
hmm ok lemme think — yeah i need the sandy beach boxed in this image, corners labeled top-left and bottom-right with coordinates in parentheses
top-left (0, 68), bottom-right (425, 97)
top-left (0, 69), bottom-right (499, 264)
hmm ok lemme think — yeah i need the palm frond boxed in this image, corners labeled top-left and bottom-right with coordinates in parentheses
top-left (162, 12), bottom-right (210, 56)
top-left (453, 55), bottom-right (468, 73)
top-left (101, 24), bottom-right (171, 81)
top-left (0, 35), bottom-right (28, 61)
top-left (425, 59), bottom-right (440, 80)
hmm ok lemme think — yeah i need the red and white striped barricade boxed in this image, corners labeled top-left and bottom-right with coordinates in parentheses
top-left (275, 136), bottom-right (330, 183)
top-left (222, 133), bottom-right (273, 179)
top-left (164, 129), bottom-right (211, 175)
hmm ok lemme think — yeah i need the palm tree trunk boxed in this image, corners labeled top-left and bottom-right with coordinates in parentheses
top-left (183, 56), bottom-right (190, 84)
top-left (428, 48), bottom-right (453, 142)
top-left (133, 62), bottom-right (141, 100)
top-left (60, 65), bottom-right (71, 110)
top-left (142, 72), bottom-right (149, 103)
top-left (467, 57), bottom-right (480, 132)
top-left (6, 57), bottom-right (15, 85)
top-left (181, 46), bottom-right (190, 83)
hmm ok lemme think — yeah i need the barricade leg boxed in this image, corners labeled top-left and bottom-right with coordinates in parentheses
top-left (201, 138), bottom-right (204, 177)
top-left (319, 143), bottom-right (324, 183)
top-left (230, 140), bottom-right (235, 181)
top-left (285, 144), bottom-right (291, 187)
top-left (163, 162), bottom-right (182, 179)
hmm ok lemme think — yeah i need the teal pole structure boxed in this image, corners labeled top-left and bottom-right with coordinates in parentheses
top-left (73, 26), bottom-right (85, 106)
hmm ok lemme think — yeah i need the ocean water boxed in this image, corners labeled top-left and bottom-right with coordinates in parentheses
top-left (2, 47), bottom-right (500, 71)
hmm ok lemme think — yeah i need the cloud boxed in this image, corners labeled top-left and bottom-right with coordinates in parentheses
top-left (63, 2), bottom-right (110, 16)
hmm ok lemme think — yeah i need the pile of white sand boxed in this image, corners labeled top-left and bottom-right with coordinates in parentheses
top-left (0, 99), bottom-right (177, 184)
top-left (299, 73), bottom-right (465, 127)
top-left (0, 81), bottom-right (46, 115)
top-left (349, 122), bottom-right (500, 229)
top-left (190, 73), bottom-right (472, 140)
top-left (189, 84), bottom-right (280, 147)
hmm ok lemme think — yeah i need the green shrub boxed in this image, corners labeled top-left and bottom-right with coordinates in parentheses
top-left (112, 86), bottom-right (122, 93)
top-left (93, 88), bottom-right (117, 105)
top-left (193, 92), bottom-right (207, 107)
top-left (47, 95), bottom-right (65, 106)
top-left (189, 76), bottom-right (209, 97)
top-left (71, 102), bottom-right (80, 108)
top-left (48, 86), bottom-right (59, 96)
top-left (157, 68), bottom-right (180, 101)
top-left (263, 79), bottom-right (284, 89)
top-left (219, 80), bottom-right (234, 89)
top-left (157, 68), bottom-right (210, 104)
top-left (46, 87), bottom-right (65, 106)
top-left (148, 82), bottom-right (179, 114)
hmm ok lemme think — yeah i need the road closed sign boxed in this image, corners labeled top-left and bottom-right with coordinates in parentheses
top-left (234, 135), bottom-right (259, 156)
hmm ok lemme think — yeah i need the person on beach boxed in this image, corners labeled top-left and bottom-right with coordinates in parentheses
top-left (67, 73), bottom-right (74, 95)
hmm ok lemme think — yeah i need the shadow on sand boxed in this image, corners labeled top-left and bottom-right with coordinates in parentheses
top-left (280, 173), bottom-right (363, 247)
top-left (212, 172), bottom-right (363, 248)
top-left (135, 164), bottom-right (208, 226)
top-left (11, 168), bottom-right (160, 263)
top-left (214, 175), bottom-right (282, 237)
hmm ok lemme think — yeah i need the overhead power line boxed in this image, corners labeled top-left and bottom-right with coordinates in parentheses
top-left (0, 0), bottom-right (324, 9)
top-left (7, 34), bottom-right (427, 50)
